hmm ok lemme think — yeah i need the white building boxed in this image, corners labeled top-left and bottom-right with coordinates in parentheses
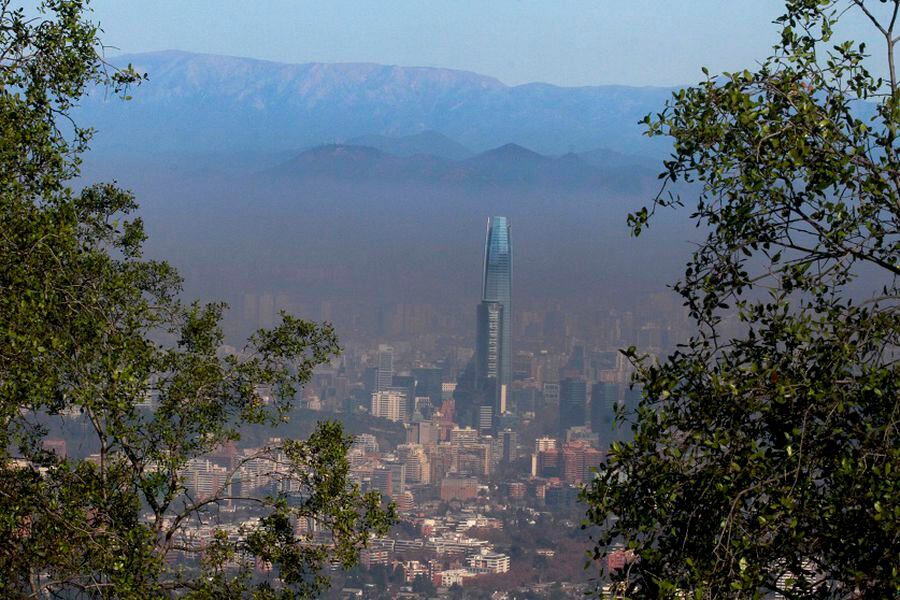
top-left (371, 389), bottom-right (408, 422)
top-left (182, 458), bottom-right (229, 500)
top-left (450, 426), bottom-right (479, 447)
top-left (439, 568), bottom-right (474, 587)
top-left (352, 433), bottom-right (379, 454)
top-left (535, 436), bottom-right (557, 452)
top-left (467, 550), bottom-right (510, 574)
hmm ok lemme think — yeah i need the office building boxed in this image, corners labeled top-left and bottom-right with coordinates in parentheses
top-left (562, 441), bottom-right (604, 484)
top-left (392, 374), bottom-right (417, 420)
top-left (559, 377), bottom-right (587, 436)
top-left (475, 301), bottom-right (504, 385)
top-left (375, 344), bottom-right (394, 392)
top-left (439, 476), bottom-right (479, 501)
top-left (535, 437), bottom-right (557, 453)
top-left (590, 382), bottom-right (618, 433)
top-left (468, 551), bottom-right (511, 574)
top-left (412, 366), bottom-right (444, 408)
top-left (474, 216), bottom-right (512, 431)
top-left (501, 429), bottom-right (518, 463)
top-left (450, 426), bottom-right (479, 447)
top-left (371, 388), bottom-right (408, 422)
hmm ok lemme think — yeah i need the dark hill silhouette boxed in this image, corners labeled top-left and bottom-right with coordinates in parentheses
top-left (264, 142), bottom-right (655, 193)
top-left (347, 131), bottom-right (473, 160)
top-left (266, 144), bottom-right (452, 181)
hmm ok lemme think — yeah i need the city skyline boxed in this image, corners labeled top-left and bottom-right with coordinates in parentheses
top-left (9, 1), bottom-right (894, 596)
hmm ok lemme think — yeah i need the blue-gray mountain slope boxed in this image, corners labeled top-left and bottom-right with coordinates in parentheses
top-left (79, 50), bottom-right (674, 157)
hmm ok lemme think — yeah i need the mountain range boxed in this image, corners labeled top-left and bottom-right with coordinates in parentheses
top-left (78, 50), bottom-right (675, 159)
top-left (262, 141), bottom-right (659, 193)
top-left (73, 51), bottom-right (692, 339)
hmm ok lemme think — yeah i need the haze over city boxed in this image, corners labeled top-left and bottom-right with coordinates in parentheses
top-left (4, 2), bottom-right (898, 599)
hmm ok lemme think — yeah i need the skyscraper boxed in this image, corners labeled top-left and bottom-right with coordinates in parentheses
top-left (476, 216), bottom-right (512, 427)
top-left (482, 217), bottom-right (512, 385)
top-left (475, 301), bottom-right (504, 383)
top-left (559, 377), bottom-right (587, 437)
top-left (590, 381), bottom-right (617, 435)
top-left (412, 367), bottom-right (443, 408)
top-left (501, 429), bottom-right (518, 463)
top-left (375, 344), bottom-right (394, 392)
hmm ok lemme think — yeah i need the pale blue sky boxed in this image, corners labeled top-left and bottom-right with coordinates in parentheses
top-left (88, 0), bottom-right (885, 86)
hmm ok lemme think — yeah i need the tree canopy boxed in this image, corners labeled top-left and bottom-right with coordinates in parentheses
top-left (583, 0), bottom-right (899, 597)
top-left (0, 1), bottom-right (393, 597)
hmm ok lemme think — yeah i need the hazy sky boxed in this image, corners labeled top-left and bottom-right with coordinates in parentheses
top-left (88, 1), bottom-right (884, 87)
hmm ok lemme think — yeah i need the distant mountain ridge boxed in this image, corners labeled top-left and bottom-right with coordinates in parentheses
top-left (69, 53), bottom-right (692, 320)
top-left (347, 131), bottom-right (473, 160)
top-left (77, 50), bottom-right (675, 158)
top-left (263, 141), bottom-right (658, 195)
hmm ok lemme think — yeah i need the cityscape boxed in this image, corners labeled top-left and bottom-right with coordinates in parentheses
top-left (42, 212), bottom-right (677, 597)
top-left (3, 2), bottom-right (898, 599)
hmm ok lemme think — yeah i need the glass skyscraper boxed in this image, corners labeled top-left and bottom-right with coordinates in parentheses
top-left (559, 377), bottom-right (587, 437)
top-left (477, 216), bottom-right (512, 417)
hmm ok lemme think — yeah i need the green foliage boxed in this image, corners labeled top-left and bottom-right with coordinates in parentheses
top-left (583, 1), bottom-right (899, 598)
top-left (0, 1), bottom-right (394, 597)
top-left (412, 572), bottom-right (437, 596)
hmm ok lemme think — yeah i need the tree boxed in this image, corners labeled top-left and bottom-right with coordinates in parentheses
top-left (582, 1), bottom-right (898, 597)
top-left (0, 1), bottom-right (394, 597)
top-left (412, 573), bottom-right (437, 596)
top-left (449, 582), bottom-right (464, 600)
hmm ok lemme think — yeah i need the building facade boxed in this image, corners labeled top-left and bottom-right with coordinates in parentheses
top-left (559, 377), bottom-right (587, 436)
top-left (475, 216), bottom-right (512, 430)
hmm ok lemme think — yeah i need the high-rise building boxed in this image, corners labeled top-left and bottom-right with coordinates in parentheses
top-left (450, 426), bottom-right (479, 447)
top-left (475, 301), bottom-right (504, 384)
top-left (370, 468), bottom-right (394, 499)
top-left (590, 382), bottom-right (618, 434)
top-left (392, 374), bottom-right (417, 420)
top-left (352, 433), bottom-right (379, 454)
top-left (482, 217), bottom-right (512, 387)
top-left (371, 388), bottom-right (408, 422)
top-left (385, 461), bottom-right (407, 495)
top-left (397, 443), bottom-right (431, 485)
top-left (477, 404), bottom-right (494, 436)
top-left (559, 377), bottom-right (587, 436)
top-left (501, 429), bottom-right (518, 463)
top-left (375, 344), bottom-right (394, 392)
top-left (562, 343), bottom-right (586, 379)
top-left (475, 216), bottom-right (512, 430)
top-left (406, 420), bottom-right (437, 447)
top-left (535, 437), bottom-right (557, 453)
top-left (439, 476), bottom-right (479, 501)
top-left (543, 382), bottom-right (560, 404)
top-left (562, 441), bottom-right (604, 484)
top-left (183, 458), bottom-right (229, 500)
top-left (412, 366), bottom-right (444, 409)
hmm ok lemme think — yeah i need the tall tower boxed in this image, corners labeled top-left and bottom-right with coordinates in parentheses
top-left (476, 216), bottom-right (512, 426)
top-left (482, 216), bottom-right (511, 390)
top-left (375, 344), bottom-right (394, 392)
